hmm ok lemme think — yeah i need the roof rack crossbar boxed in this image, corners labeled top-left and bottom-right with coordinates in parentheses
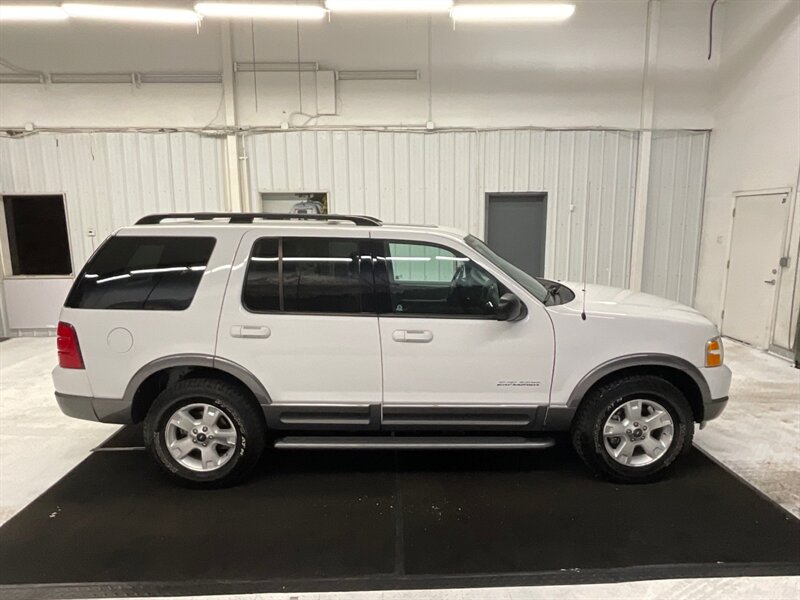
top-left (135, 213), bottom-right (382, 226)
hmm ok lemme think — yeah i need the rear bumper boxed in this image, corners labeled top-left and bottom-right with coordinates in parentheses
top-left (55, 392), bottom-right (132, 424)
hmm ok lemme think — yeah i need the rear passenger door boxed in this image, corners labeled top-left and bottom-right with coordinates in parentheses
top-left (216, 229), bottom-right (381, 420)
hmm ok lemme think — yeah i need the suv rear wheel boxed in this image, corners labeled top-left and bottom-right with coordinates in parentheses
top-left (144, 378), bottom-right (267, 488)
top-left (571, 375), bottom-right (694, 483)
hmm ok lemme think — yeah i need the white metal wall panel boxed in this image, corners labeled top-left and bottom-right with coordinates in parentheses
top-left (246, 129), bottom-right (640, 287)
top-left (642, 131), bottom-right (709, 305)
top-left (0, 132), bottom-right (227, 269)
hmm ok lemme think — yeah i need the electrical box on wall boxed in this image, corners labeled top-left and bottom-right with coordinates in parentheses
top-left (316, 71), bottom-right (337, 116)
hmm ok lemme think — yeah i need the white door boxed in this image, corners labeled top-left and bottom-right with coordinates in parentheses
top-left (722, 193), bottom-right (789, 348)
top-left (372, 235), bottom-right (555, 419)
top-left (216, 229), bottom-right (381, 405)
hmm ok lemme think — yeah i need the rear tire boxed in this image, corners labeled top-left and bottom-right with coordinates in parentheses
top-left (571, 375), bottom-right (694, 483)
top-left (144, 378), bottom-right (267, 488)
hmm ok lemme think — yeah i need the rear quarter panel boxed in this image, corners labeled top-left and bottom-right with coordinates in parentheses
top-left (56, 227), bottom-right (243, 401)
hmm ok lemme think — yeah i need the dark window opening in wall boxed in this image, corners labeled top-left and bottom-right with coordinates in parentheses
top-left (3, 195), bottom-right (72, 276)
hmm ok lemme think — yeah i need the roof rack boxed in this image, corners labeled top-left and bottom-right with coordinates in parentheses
top-left (135, 213), bottom-right (383, 226)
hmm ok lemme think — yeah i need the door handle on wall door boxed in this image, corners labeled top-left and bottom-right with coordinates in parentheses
top-left (764, 279), bottom-right (776, 285)
top-left (392, 329), bottom-right (433, 343)
top-left (230, 325), bottom-right (271, 338)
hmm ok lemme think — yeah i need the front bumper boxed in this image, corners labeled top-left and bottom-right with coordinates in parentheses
top-left (55, 392), bottom-right (132, 424)
top-left (703, 396), bottom-right (728, 421)
top-left (699, 364), bottom-right (732, 422)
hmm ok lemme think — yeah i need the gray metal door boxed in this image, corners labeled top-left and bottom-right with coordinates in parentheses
top-left (486, 193), bottom-right (547, 277)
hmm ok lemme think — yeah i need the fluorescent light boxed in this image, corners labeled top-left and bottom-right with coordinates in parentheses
top-left (0, 5), bottom-right (68, 21)
top-left (450, 3), bottom-right (575, 23)
top-left (326, 0), bottom-right (452, 13)
top-left (139, 72), bottom-right (223, 84)
top-left (195, 3), bottom-right (327, 20)
top-left (0, 73), bottom-right (46, 84)
top-left (50, 72), bottom-right (134, 83)
top-left (62, 3), bottom-right (201, 24)
top-left (235, 62), bottom-right (319, 72)
top-left (337, 70), bottom-right (418, 80)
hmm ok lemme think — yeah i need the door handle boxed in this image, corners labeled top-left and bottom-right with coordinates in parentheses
top-left (230, 325), bottom-right (271, 339)
top-left (392, 329), bottom-right (433, 343)
top-left (764, 279), bottom-right (776, 285)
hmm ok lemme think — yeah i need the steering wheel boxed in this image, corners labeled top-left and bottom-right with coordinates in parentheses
top-left (447, 262), bottom-right (499, 314)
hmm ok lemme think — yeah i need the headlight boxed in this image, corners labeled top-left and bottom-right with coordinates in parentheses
top-left (705, 336), bottom-right (723, 367)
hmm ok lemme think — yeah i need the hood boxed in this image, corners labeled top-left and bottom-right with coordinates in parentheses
top-left (557, 281), bottom-right (711, 325)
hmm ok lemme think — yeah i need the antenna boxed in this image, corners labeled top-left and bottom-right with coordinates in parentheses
top-left (581, 181), bottom-right (590, 321)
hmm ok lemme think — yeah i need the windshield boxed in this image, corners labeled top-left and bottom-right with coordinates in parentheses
top-left (465, 235), bottom-right (550, 304)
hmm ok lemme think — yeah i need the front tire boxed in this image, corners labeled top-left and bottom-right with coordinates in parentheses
top-left (571, 375), bottom-right (694, 483)
top-left (144, 378), bottom-right (267, 488)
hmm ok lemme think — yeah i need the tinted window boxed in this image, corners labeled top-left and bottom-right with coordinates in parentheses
top-left (283, 238), bottom-right (363, 313)
top-left (383, 241), bottom-right (505, 317)
top-left (242, 238), bottom-right (280, 312)
top-left (66, 236), bottom-right (215, 310)
top-left (3, 195), bottom-right (72, 275)
top-left (243, 237), bottom-right (369, 314)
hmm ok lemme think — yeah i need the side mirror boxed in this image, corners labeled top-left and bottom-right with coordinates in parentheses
top-left (497, 292), bottom-right (525, 322)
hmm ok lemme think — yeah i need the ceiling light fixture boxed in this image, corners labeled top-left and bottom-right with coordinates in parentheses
top-left (450, 3), bottom-right (575, 23)
top-left (325, 0), bottom-right (453, 14)
top-left (0, 5), bottom-right (68, 21)
top-left (62, 3), bottom-right (201, 25)
top-left (195, 3), bottom-right (327, 20)
top-left (337, 70), bottom-right (419, 80)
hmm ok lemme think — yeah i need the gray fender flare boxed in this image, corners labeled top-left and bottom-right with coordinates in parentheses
top-left (123, 354), bottom-right (271, 406)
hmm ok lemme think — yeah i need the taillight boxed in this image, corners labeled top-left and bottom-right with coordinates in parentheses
top-left (57, 322), bottom-right (85, 369)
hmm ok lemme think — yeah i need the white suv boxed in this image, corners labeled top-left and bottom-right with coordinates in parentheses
top-left (53, 213), bottom-right (731, 487)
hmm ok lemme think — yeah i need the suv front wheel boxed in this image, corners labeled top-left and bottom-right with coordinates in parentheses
top-left (571, 375), bottom-right (694, 483)
top-left (144, 378), bottom-right (267, 488)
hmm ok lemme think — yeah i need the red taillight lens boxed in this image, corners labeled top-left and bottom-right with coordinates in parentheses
top-left (57, 322), bottom-right (84, 369)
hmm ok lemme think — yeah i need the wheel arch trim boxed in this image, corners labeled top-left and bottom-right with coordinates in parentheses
top-left (123, 354), bottom-right (272, 406)
top-left (565, 353), bottom-right (711, 409)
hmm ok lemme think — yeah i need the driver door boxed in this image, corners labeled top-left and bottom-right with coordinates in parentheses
top-left (373, 234), bottom-right (555, 421)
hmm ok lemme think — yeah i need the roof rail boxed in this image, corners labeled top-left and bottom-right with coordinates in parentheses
top-left (135, 212), bottom-right (383, 226)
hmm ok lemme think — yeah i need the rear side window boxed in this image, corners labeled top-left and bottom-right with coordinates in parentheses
top-left (66, 236), bottom-right (216, 310)
top-left (243, 237), bottom-right (371, 314)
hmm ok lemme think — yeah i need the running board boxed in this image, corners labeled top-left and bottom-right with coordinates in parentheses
top-left (273, 435), bottom-right (555, 450)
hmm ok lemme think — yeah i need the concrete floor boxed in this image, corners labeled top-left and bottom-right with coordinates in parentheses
top-left (1, 336), bottom-right (798, 599)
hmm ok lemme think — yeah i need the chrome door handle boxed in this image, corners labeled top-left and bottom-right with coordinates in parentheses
top-left (230, 325), bottom-right (271, 338)
top-left (764, 279), bottom-right (776, 285)
top-left (392, 329), bottom-right (433, 343)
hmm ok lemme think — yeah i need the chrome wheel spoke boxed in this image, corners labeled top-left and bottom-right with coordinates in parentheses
top-left (603, 420), bottom-right (626, 438)
top-left (201, 405), bottom-right (221, 428)
top-left (169, 409), bottom-right (196, 434)
top-left (212, 428), bottom-right (237, 447)
top-left (200, 445), bottom-right (220, 470)
top-left (640, 435), bottom-right (667, 459)
top-left (169, 436), bottom-right (195, 460)
top-left (612, 440), bottom-right (635, 465)
top-left (623, 400), bottom-right (642, 422)
top-left (643, 410), bottom-right (672, 430)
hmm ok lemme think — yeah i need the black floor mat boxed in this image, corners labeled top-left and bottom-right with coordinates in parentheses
top-left (1, 433), bottom-right (798, 599)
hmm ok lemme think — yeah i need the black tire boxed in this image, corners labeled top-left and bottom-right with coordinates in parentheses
top-left (144, 378), bottom-right (267, 488)
top-left (571, 375), bottom-right (694, 483)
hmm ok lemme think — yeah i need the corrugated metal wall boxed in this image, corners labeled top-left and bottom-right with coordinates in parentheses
top-left (0, 132), bottom-right (227, 268)
top-left (0, 129), bottom-right (707, 315)
top-left (641, 131), bottom-right (710, 305)
top-left (246, 129), bottom-right (641, 288)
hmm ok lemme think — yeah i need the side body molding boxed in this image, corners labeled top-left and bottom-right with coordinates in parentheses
top-left (122, 354), bottom-right (272, 406)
